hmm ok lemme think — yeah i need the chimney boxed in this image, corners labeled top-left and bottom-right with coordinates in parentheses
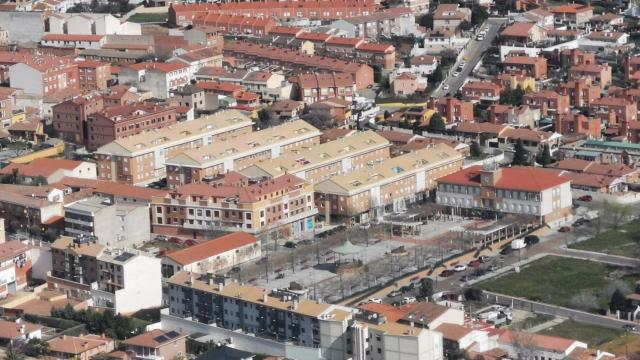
top-left (20, 325), bottom-right (25, 335)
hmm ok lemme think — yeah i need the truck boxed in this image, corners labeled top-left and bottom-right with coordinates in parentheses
top-left (511, 238), bottom-right (526, 250)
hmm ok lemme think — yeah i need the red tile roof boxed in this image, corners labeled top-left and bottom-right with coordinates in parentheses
top-left (41, 34), bottom-right (104, 42)
top-left (0, 158), bottom-right (85, 178)
top-left (166, 232), bottom-right (258, 265)
top-left (437, 165), bottom-right (569, 191)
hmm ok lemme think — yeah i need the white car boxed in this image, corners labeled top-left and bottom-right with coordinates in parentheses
top-left (402, 296), bottom-right (417, 304)
top-left (477, 35), bottom-right (485, 41)
top-left (452, 72), bottom-right (460, 77)
top-left (452, 264), bottom-right (467, 272)
top-left (369, 297), bottom-right (382, 304)
top-left (443, 84), bottom-right (450, 90)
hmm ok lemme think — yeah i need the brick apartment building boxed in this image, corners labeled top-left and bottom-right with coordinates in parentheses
top-left (86, 102), bottom-right (178, 150)
top-left (53, 94), bottom-right (105, 147)
top-left (568, 63), bottom-right (612, 87)
top-left (223, 41), bottom-right (374, 90)
top-left (152, 173), bottom-right (317, 238)
top-left (95, 110), bottom-right (253, 185)
top-left (554, 113), bottom-right (602, 139)
top-left (169, 0), bottom-right (376, 27)
top-left (461, 81), bottom-right (503, 102)
top-left (590, 97), bottom-right (638, 126)
top-left (4, 52), bottom-right (80, 97)
top-left (164, 120), bottom-right (321, 188)
top-left (560, 48), bottom-right (596, 68)
top-left (523, 90), bottom-right (570, 115)
top-left (191, 14), bottom-right (276, 37)
top-left (426, 97), bottom-right (474, 124)
top-left (288, 73), bottom-right (356, 104)
top-left (76, 60), bottom-right (111, 91)
top-left (556, 78), bottom-right (601, 108)
top-left (503, 55), bottom-right (547, 79)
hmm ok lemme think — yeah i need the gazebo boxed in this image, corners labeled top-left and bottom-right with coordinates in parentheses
top-left (332, 240), bottom-right (364, 274)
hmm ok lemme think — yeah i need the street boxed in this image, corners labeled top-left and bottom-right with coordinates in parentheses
top-left (432, 17), bottom-right (506, 98)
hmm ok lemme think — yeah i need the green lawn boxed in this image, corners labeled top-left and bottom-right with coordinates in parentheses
top-left (478, 256), bottom-right (638, 312)
top-left (127, 13), bottom-right (167, 23)
top-left (569, 221), bottom-right (640, 257)
top-left (539, 320), bottom-right (624, 346)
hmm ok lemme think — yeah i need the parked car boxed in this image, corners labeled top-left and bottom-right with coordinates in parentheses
top-left (623, 324), bottom-right (638, 332)
top-left (460, 275), bottom-right (470, 282)
top-left (368, 298), bottom-right (382, 304)
top-left (499, 247), bottom-right (513, 255)
top-left (452, 264), bottom-right (467, 272)
top-left (440, 269), bottom-right (455, 277)
top-left (452, 71), bottom-right (460, 77)
top-left (578, 195), bottom-right (593, 202)
top-left (479, 255), bottom-right (492, 263)
top-left (275, 273), bottom-right (285, 279)
top-left (154, 235), bottom-right (167, 241)
top-left (558, 226), bottom-right (572, 233)
top-left (169, 237), bottom-right (183, 244)
top-left (402, 296), bottom-right (417, 304)
top-left (443, 84), bottom-right (450, 90)
top-left (283, 241), bottom-right (297, 249)
top-left (524, 235), bottom-right (539, 246)
top-left (388, 290), bottom-right (402, 297)
top-left (573, 218), bottom-right (587, 227)
top-left (468, 259), bottom-right (482, 268)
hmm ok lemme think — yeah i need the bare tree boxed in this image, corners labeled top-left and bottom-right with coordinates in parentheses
top-left (509, 330), bottom-right (537, 360)
top-left (569, 291), bottom-right (599, 313)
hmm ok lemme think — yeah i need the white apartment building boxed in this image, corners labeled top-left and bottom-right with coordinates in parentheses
top-left (91, 248), bottom-right (162, 315)
top-left (119, 63), bottom-right (190, 99)
top-left (48, 13), bottom-right (142, 36)
top-left (436, 163), bottom-right (573, 226)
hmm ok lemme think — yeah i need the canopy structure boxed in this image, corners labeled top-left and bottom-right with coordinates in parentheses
top-left (332, 240), bottom-right (364, 256)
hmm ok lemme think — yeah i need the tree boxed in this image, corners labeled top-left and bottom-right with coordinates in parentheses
top-left (428, 65), bottom-right (444, 84)
top-left (459, 20), bottom-right (472, 32)
top-left (403, 55), bottom-right (411, 68)
top-left (471, 6), bottom-right (489, 26)
top-left (470, 141), bottom-right (483, 158)
top-left (3, 344), bottom-right (25, 360)
top-left (418, 13), bottom-right (433, 29)
top-left (427, 113), bottom-right (446, 133)
top-left (610, 289), bottom-right (628, 313)
top-left (569, 291), bottom-right (599, 313)
top-left (23, 338), bottom-right (49, 357)
top-left (500, 86), bottom-right (525, 106)
top-left (464, 287), bottom-right (483, 301)
top-left (536, 144), bottom-right (553, 166)
top-left (419, 278), bottom-right (434, 299)
top-left (512, 139), bottom-right (530, 166)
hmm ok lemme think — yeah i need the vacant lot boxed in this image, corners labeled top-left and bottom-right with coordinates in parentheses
top-left (478, 256), bottom-right (637, 313)
top-left (570, 221), bottom-right (640, 257)
top-left (539, 320), bottom-right (624, 346)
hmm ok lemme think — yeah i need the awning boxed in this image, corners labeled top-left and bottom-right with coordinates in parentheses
top-left (332, 240), bottom-right (364, 256)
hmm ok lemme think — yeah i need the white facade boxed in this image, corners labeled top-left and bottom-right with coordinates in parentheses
top-left (119, 67), bottom-right (190, 100)
top-left (40, 37), bottom-right (104, 49)
top-left (49, 13), bottom-right (142, 36)
top-left (92, 250), bottom-right (162, 314)
top-left (9, 64), bottom-right (43, 97)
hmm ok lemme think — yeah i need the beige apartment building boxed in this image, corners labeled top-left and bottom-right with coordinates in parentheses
top-left (315, 144), bottom-right (464, 224)
top-left (152, 173), bottom-right (317, 239)
top-left (95, 110), bottom-right (254, 185)
top-left (164, 120), bottom-right (321, 188)
top-left (239, 131), bottom-right (391, 183)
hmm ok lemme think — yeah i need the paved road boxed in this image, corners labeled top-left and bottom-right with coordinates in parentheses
top-left (484, 291), bottom-right (638, 330)
top-left (432, 17), bottom-right (506, 98)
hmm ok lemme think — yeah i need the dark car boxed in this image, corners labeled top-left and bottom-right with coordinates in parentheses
top-left (468, 259), bottom-right (482, 268)
top-left (578, 195), bottom-right (593, 202)
top-left (524, 235), bottom-right (540, 246)
top-left (440, 269), bottom-right (455, 277)
top-left (283, 241), bottom-right (297, 249)
top-left (275, 273), bottom-right (285, 279)
top-left (573, 218), bottom-right (586, 227)
top-left (500, 247), bottom-right (513, 255)
top-left (400, 284), bottom-right (414, 293)
top-left (558, 226), bottom-right (572, 233)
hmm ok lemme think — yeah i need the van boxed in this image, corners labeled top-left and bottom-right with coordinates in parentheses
top-left (511, 238), bottom-right (526, 250)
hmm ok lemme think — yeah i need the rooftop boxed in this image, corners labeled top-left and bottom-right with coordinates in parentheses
top-left (437, 165), bottom-right (570, 192)
top-left (166, 232), bottom-right (258, 265)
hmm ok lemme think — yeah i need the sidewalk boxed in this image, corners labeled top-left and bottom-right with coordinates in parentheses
top-left (525, 317), bottom-right (566, 333)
